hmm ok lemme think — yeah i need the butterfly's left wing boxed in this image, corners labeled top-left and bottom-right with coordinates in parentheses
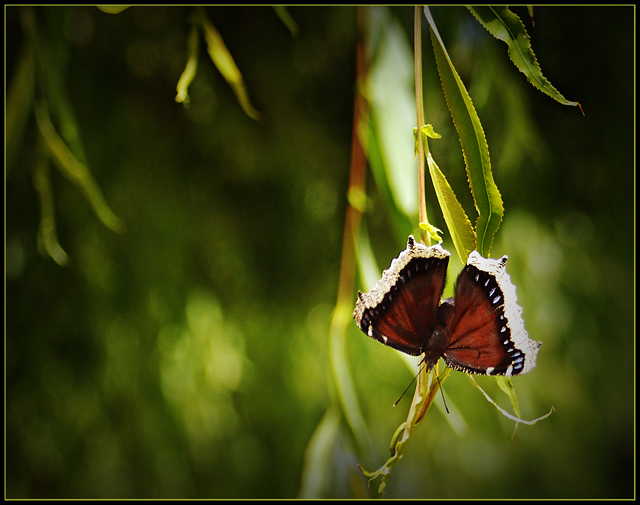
top-left (443, 252), bottom-right (541, 376)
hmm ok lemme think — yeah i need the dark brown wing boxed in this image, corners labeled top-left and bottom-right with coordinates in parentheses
top-left (443, 252), bottom-right (541, 376)
top-left (353, 237), bottom-right (450, 356)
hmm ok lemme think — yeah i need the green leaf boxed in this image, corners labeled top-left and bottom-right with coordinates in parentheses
top-left (35, 103), bottom-right (125, 233)
top-left (424, 7), bottom-right (503, 257)
top-left (298, 406), bottom-right (341, 498)
top-left (175, 23), bottom-right (200, 106)
top-left (97, 6), bottom-right (130, 14)
top-left (366, 7), bottom-right (418, 218)
top-left (273, 6), bottom-right (299, 37)
top-left (198, 8), bottom-right (261, 120)
top-left (32, 156), bottom-right (69, 266)
top-left (496, 375), bottom-right (521, 419)
top-left (468, 6), bottom-right (582, 111)
top-left (425, 148), bottom-right (476, 264)
top-left (354, 229), bottom-right (383, 294)
top-left (412, 124), bottom-right (441, 156)
top-left (6, 47), bottom-right (35, 172)
top-left (25, 8), bottom-right (87, 164)
top-left (329, 299), bottom-right (373, 465)
top-left (357, 107), bottom-right (414, 241)
top-left (467, 375), bottom-right (555, 426)
top-left (416, 124), bottom-right (475, 260)
top-left (418, 220), bottom-right (444, 245)
top-left (359, 364), bottom-right (451, 495)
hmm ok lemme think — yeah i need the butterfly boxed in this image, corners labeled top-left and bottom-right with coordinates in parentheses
top-left (353, 236), bottom-right (541, 376)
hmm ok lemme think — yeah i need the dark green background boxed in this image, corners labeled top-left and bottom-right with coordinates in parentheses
top-left (6, 6), bottom-right (634, 499)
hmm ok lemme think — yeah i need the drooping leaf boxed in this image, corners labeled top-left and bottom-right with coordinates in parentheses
top-left (424, 7), bottom-right (503, 257)
top-left (365, 7), bottom-right (418, 218)
top-left (496, 375), bottom-right (521, 419)
top-left (357, 104), bottom-right (414, 241)
top-left (329, 299), bottom-right (373, 465)
top-left (415, 124), bottom-right (476, 261)
top-left (198, 8), bottom-right (261, 120)
top-left (468, 6), bottom-right (582, 112)
top-left (35, 103), bottom-right (125, 233)
top-left (25, 7), bottom-right (87, 164)
top-left (273, 6), bottom-right (299, 37)
top-left (298, 406), bottom-right (341, 498)
top-left (467, 375), bottom-right (555, 426)
top-left (354, 228), bottom-right (384, 294)
top-left (6, 47), bottom-right (35, 172)
top-left (175, 23), bottom-right (200, 106)
top-left (32, 156), bottom-right (69, 266)
top-left (425, 147), bottom-right (476, 264)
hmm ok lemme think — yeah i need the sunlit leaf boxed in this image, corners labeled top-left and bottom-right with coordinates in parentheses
top-left (412, 124), bottom-right (441, 156)
top-left (421, 123), bottom-right (442, 140)
top-left (175, 24), bottom-right (200, 106)
top-left (198, 8), bottom-right (261, 120)
top-left (468, 6), bottom-right (582, 112)
top-left (416, 124), bottom-right (476, 261)
top-left (496, 375), bottom-right (521, 419)
top-left (425, 151), bottom-right (476, 263)
top-left (357, 109), bottom-right (414, 241)
top-left (424, 6), bottom-right (503, 257)
top-left (418, 220), bottom-right (444, 244)
top-left (366, 7), bottom-right (418, 218)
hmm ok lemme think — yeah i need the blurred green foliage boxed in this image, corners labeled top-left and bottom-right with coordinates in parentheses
top-left (5, 6), bottom-right (634, 499)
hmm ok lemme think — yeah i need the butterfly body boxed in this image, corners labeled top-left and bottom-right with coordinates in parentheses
top-left (353, 236), bottom-right (541, 377)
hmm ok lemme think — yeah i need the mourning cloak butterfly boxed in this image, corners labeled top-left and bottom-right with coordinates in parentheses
top-left (353, 236), bottom-right (541, 376)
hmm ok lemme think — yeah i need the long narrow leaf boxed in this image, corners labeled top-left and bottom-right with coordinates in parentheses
top-left (496, 375), bottom-right (521, 419)
top-left (175, 23), bottom-right (200, 106)
top-left (426, 149), bottom-right (476, 264)
top-left (198, 8), bottom-right (261, 120)
top-left (468, 6), bottom-right (582, 110)
top-left (35, 104), bottom-right (125, 233)
top-left (424, 7), bottom-right (503, 257)
top-left (366, 7), bottom-right (418, 218)
top-left (329, 302), bottom-right (373, 465)
top-left (467, 375), bottom-right (555, 425)
top-left (273, 6), bottom-right (299, 37)
top-left (6, 47), bottom-right (35, 171)
top-left (298, 406), bottom-right (341, 498)
top-left (32, 156), bottom-right (69, 266)
top-left (417, 125), bottom-right (476, 262)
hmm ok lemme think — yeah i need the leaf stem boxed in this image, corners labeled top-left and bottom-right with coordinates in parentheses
top-left (414, 6), bottom-right (429, 246)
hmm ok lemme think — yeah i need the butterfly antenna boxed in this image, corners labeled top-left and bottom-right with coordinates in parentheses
top-left (435, 370), bottom-right (450, 414)
top-left (393, 361), bottom-right (425, 407)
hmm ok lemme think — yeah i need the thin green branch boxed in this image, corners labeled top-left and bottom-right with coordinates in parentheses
top-left (414, 6), bottom-right (429, 246)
